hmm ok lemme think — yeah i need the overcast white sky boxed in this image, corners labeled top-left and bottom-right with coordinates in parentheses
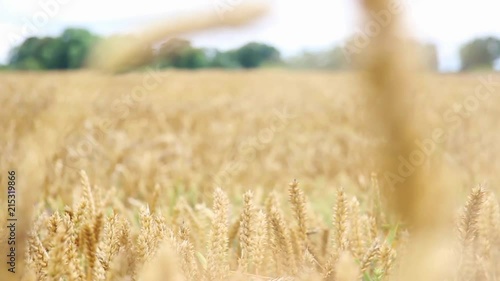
top-left (0, 0), bottom-right (499, 71)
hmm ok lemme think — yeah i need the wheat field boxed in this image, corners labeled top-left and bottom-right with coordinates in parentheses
top-left (1, 69), bottom-right (500, 281)
top-left (2, 0), bottom-right (500, 280)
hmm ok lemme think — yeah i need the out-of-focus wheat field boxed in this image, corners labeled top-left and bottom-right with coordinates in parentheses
top-left (2, 70), bottom-right (500, 195)
top-left (1, 70), bottom-right (500, 281)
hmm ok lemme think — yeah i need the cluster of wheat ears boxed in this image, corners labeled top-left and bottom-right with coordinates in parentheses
top-left (1, 171), bottom-right (495, 281)
top-left (1, 0), bottom-right (500, 281)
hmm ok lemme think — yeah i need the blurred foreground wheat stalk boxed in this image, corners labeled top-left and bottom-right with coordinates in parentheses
top-left (88, 2), bottom-right (268, 72)
top-left (358, 0), bottom-right (458, 279)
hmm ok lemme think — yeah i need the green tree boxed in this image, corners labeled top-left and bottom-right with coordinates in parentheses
top-left (171, 47), bottom-right (208, 69)
top-left (8, 28), bottom-right (99, 70)
top-left (61, 28), bottom-right (99, 68)
top-left (9, 37), bottom-right (44, 69)
top-left (235, 42), bottom-right (280, 68)
top-left (8, 37), bottom-right (66, 70)
top-left (460, 37), bottom-right (500, 71)
top-left (154, 39), bottom-right (208, 69)
top-left (38, 37), bottom-right (68, 69)
top-left (15, 57), bottom-right (44, 70)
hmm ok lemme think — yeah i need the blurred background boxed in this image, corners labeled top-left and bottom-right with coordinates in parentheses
top-left (1, 0), bottom-right (499, 72)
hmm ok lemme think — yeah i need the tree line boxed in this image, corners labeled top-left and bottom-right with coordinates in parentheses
top-left (1, 28), bottom-right (281, 71)
top-left (1, 27), bottom-right (499, 72)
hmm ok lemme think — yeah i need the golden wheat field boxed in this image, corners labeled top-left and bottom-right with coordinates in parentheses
top-left (0, 69), bottom-right (500, 281)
